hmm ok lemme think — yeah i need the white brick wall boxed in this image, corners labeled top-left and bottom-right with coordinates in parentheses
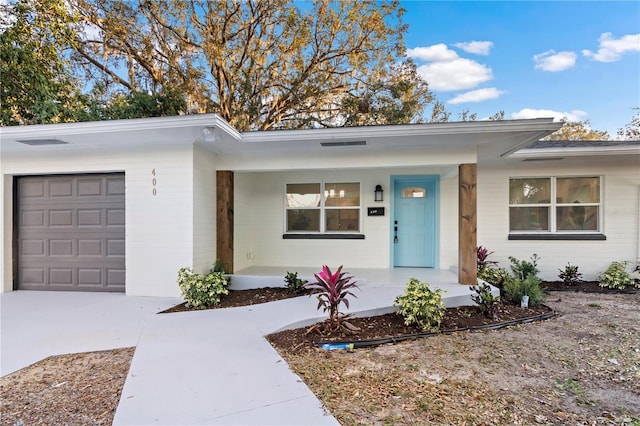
top-left (478, 155), bottom-right (640, 281)
top-left (192, 145), bottom-right (217, 274)
top-left (232, 166), bottom-right (460, 271)
top-left (2, 144), bottom-right (196, 297)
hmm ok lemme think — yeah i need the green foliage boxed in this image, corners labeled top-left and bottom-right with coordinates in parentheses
top-left (508, 254), bottom-right (540, 280)
top-left (394, 278), bottom-right (446, 331)
top-left (558, 263), bottom-right (583, 286)
top-left (284, 271), bottom-right (308, 294)
top-left (469, 283), bottom-right (500, 318)
top-left (503, 275), bottom-right (546, 307)
top-left (211, 259), bottom-right (227, 274)
top-left (0, 0), bottom-right (85, 125)
top-left (478, 267), bottom-right (511, 289)
top-left (176, 267), bottom-right (229, 309)
top-left (79, 89), bottom-right (187, 122)
top-left (598, 261), bottom-right (638, 290)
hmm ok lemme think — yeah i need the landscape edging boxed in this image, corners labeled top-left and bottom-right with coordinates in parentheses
top-left (318, 306), bottom-right (556, 350)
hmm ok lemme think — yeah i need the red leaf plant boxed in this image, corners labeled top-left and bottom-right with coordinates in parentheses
top-left (305, 265), bottom-right (360, 334)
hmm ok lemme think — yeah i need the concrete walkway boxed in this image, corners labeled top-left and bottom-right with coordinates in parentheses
top-left (1, 279), bottom-right (480, 425)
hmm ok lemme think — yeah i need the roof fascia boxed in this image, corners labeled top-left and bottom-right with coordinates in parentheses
top-left (0, 113), bottom-right (241, 141)
top-left (240, 118), bottom-right (562, 143)
top-left (509, 145), bottom-right (640, 158)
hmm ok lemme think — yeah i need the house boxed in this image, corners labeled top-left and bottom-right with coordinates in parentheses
top-left (1, 114), bottom-right (638, 297)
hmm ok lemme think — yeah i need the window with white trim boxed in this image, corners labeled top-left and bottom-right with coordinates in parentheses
top-left (285, 182), bottom-right (360, 233)
top-left (509, 176), bottom-right (601, 233)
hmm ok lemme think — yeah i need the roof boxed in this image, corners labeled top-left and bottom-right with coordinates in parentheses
top-left (1, 116), bottom-right (563, 158)
top-left (509, 139), bottom-right (640, 159)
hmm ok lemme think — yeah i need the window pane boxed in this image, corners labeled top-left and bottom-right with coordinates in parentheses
top-left (326, 209), bottom-right (359, 231)
top-left (509, 207), bottom-right (549, 231)
top-left (509, 178), bottom-right (550, 204)
top-left (401, 187), bottom-right (426, 198)
top-left (324, 183), bottom-right (360, 207)
top-left (286, 209), bottom-right (320, 231)
top-left (286, 183), bottom-right (320, 208)
top-left (557, 206), bottom-right (598, 231)
top-left (556, 177), bottom-right (599, 204)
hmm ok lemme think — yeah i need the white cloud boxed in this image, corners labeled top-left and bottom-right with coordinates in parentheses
top-left (582, 32), bottom-right (640, 62)
top-left (417, 58), bottom-right (493, 91)
top-left (533, 50), bottom-right (577, 72)
top-left (453, 41), bottom-right (493, 55)
top-left (448, 88), bottom-right (506, 104)
top-left (511, 108), bottom-right (588, 122)
top-left (407, 43), bottom-right (459, 62)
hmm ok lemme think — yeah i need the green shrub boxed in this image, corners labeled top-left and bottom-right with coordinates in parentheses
top-left (558, 263), bottom-right (583, 286)
top-left (284, 271), bottom-right (308, 294)
top-left (478, 267), bottom-right (511, 289)
top-left (598, 261), bottom-right (638, 290)
top-left (177, 267), bottom-right (230, 309)
top-left (508, 254), bottom-right (540, 280)
top-left (469, 283), bottom-right (500, 318)
top-left (394, 278), bottom-right (446, 331)
top-left (503, 275), bottom-right (545, 307)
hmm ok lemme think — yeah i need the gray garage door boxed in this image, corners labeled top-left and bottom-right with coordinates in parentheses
top-left (16, 174), bottom-right (125, 292)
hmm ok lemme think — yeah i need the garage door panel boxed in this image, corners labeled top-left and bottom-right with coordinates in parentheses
top-left (17, 174), bottom-right (125, 292)
top-left (49, 180), bottom-right (73, 197)
top-left (21, 180), bottom-right (45, 198)
top-left (50, 210), bottom-right (74, 227)
top-left (107, 239), bottom-right (125, 256)
top-left (21, 240), bottom-right (45, 256)
top-left (78, 209), bottom-right (102, 226)
top-left (106, 178), bottom-right (125, 195)
top-left (50, 269), bottom-right (73, 285)
top-left (21, 210), bottom-right (45, 227)
top-left (49, 239), bottom-right (74, 256)
top-left (106, 209), bottom-right (125, 226)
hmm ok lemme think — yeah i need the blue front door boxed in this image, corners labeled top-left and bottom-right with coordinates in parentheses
top-left (393, 177), bottom-right (438, 267)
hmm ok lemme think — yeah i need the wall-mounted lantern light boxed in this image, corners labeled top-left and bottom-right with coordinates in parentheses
top-left (374, 185), bottom-right (384, 202)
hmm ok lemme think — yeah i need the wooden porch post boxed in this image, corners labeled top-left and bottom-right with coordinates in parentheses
top-left (216, 171), bottom-right (234, 274)
top-left (459, 163), bottom-right (477, 285)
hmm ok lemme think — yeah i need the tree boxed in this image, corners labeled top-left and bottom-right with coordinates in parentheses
top-left (543, 120), bottom-right (610, 141)
top-left (0, 0), bottom-right (85, 125)
top-left (79, 89), bottom-right (188, 121)
top-left (70, 0), bottom-right (424, 131)
top-left (617, 109), bottom-right (640, 140)
top-left (341, 60), bottom-right (432, 126)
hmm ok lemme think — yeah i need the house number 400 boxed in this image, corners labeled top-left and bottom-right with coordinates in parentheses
top-left (152, 169), bottom-right (157, 196)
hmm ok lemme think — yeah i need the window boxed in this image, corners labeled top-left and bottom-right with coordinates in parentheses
top-left (286, 182), bottom-right (360, 233)
top-left (509, 177), bottom-right (601, 233)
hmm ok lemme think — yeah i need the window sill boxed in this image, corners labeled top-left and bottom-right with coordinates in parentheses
top-left (283, 233), bottom-right (365, 240)
top-left (508, 233), bottom-right (606, 241)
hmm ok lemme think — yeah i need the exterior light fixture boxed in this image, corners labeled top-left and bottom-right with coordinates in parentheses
top-left (374, 185), bottom-right (384, 202)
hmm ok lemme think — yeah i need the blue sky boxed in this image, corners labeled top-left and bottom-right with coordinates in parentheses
top-left (401, 1), bottom-right (640, 136)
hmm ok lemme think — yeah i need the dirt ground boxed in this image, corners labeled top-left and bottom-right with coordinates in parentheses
top-left (0, 347), bottom-right (133, 426)
top-left (281, 292), bottom-right (640, 425)
top-left (1, 291), bottom-right (638, 425)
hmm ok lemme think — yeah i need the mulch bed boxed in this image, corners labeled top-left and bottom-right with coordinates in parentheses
top-left (160, 287), bottom-right (311, 313)
top-left (267, 302), bottom-right (552, 355)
